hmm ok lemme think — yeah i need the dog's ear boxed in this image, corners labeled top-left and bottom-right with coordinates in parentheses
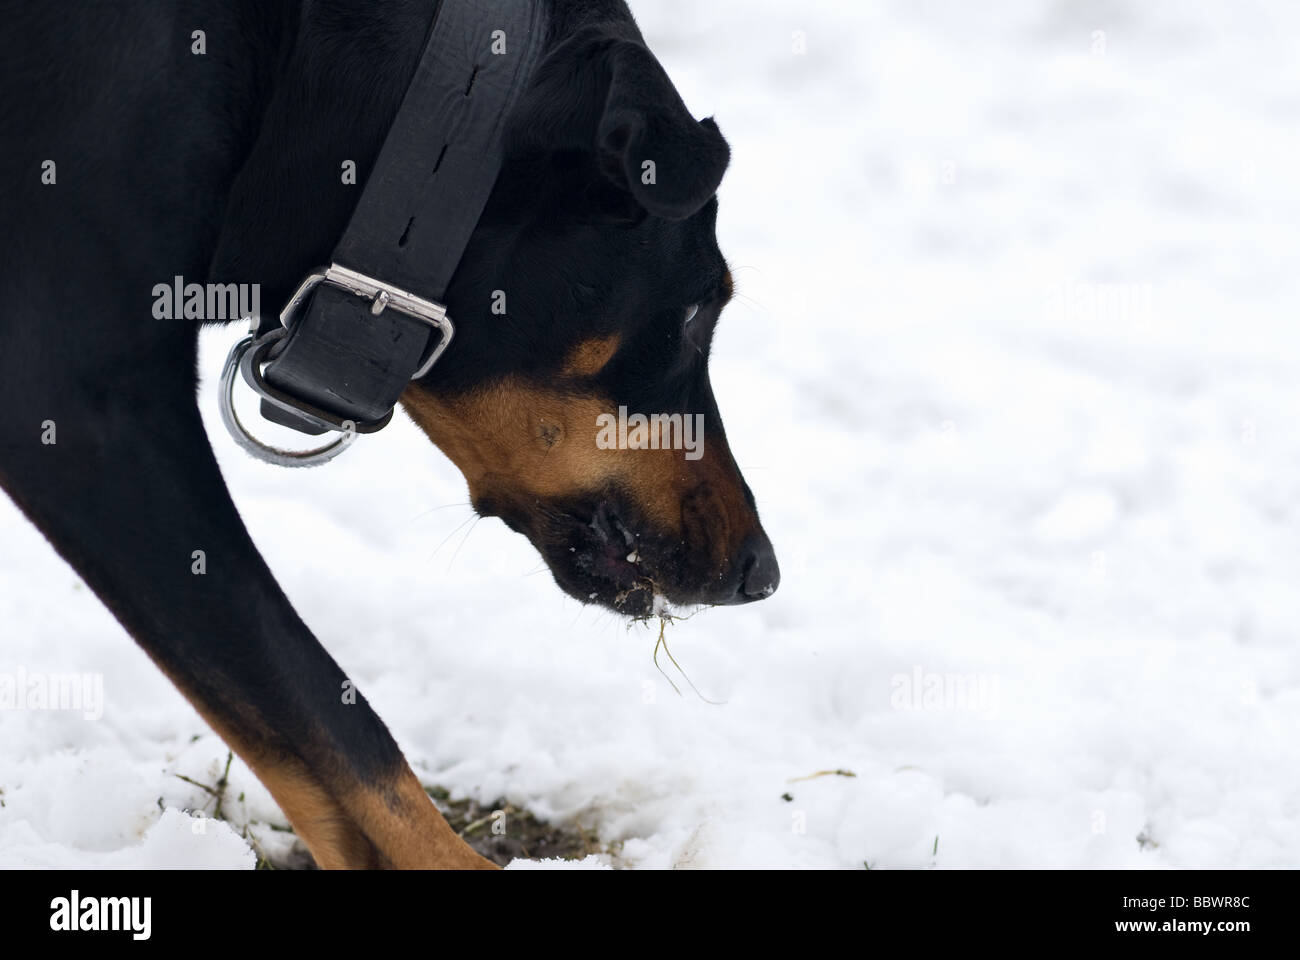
top-left (509, 26), bottom-right (730, 221)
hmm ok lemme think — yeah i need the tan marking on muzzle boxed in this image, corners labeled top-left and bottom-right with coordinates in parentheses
top-left (401, 378), bottom-right (758, 567)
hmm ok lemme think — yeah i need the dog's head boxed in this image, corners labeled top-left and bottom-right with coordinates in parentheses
top-left (402, 23), bottom-right (778, 616)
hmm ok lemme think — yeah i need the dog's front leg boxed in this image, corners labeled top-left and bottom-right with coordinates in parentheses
top-left (0, 386), bottom-right (492, 870)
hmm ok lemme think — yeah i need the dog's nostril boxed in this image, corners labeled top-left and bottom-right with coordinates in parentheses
top-left (741, 531), bottom-right (780, 599)
top-left (592, 502), bottom-right (634, 547)
top-left (718, 530), bottom-right (780, 604)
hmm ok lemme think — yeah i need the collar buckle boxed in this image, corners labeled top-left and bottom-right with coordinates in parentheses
top-left (301, 264), bottom-right (455, 380)
top-left (217, 265), bottom-right (455, 467)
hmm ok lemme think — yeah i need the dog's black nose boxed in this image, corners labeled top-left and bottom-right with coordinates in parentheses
top-left (741, 530), bottom-right (781, 599)
top-left (718, 530), bottom-right (780, 604)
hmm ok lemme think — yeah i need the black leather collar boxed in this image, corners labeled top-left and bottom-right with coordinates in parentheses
top-left (229, 0), bottom-right (548, 452)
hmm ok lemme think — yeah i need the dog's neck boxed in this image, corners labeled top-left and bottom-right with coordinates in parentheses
top-left (207, 0), bottom-right (640, 315)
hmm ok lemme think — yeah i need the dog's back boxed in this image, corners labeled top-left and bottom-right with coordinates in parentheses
top-left (1, 3), bottom-right (281, 343)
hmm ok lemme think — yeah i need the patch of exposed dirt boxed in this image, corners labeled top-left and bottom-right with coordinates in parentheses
top-left (175, 752), bottom-right (603, 868)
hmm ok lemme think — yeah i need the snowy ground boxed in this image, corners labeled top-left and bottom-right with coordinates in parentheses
top-left (3, 0), bottom-right (1300, 869)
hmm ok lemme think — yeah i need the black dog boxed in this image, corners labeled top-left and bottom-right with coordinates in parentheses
top-left (0, 0), bottom-right (778, 868)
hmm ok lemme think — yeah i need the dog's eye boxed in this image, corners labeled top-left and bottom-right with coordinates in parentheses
top-left (684, 304), bottom-right (700, 326)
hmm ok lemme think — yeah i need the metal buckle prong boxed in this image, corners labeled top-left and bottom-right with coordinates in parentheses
top-left (296, 264), bottom-right (455, 379)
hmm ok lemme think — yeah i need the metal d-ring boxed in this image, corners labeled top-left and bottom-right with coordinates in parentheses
top-left (217, 264), bottom-right (453, 468)
top-left (218, 332), bottom-right (356, 469)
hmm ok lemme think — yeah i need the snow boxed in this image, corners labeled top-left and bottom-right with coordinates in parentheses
top-left (3, 0), bottom-right (1299, 869)
top-left (504, 855), bottom-right (612, 871)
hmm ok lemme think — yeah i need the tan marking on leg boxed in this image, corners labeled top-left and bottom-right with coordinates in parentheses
top-left (233, 731), bottom-right (495, 870)
top-left (252, 758), bottom-right (386, 869)
top-left (157, 666), bottom-right (494, 870)
top-left (334, 765), bottom-right (496, 870)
